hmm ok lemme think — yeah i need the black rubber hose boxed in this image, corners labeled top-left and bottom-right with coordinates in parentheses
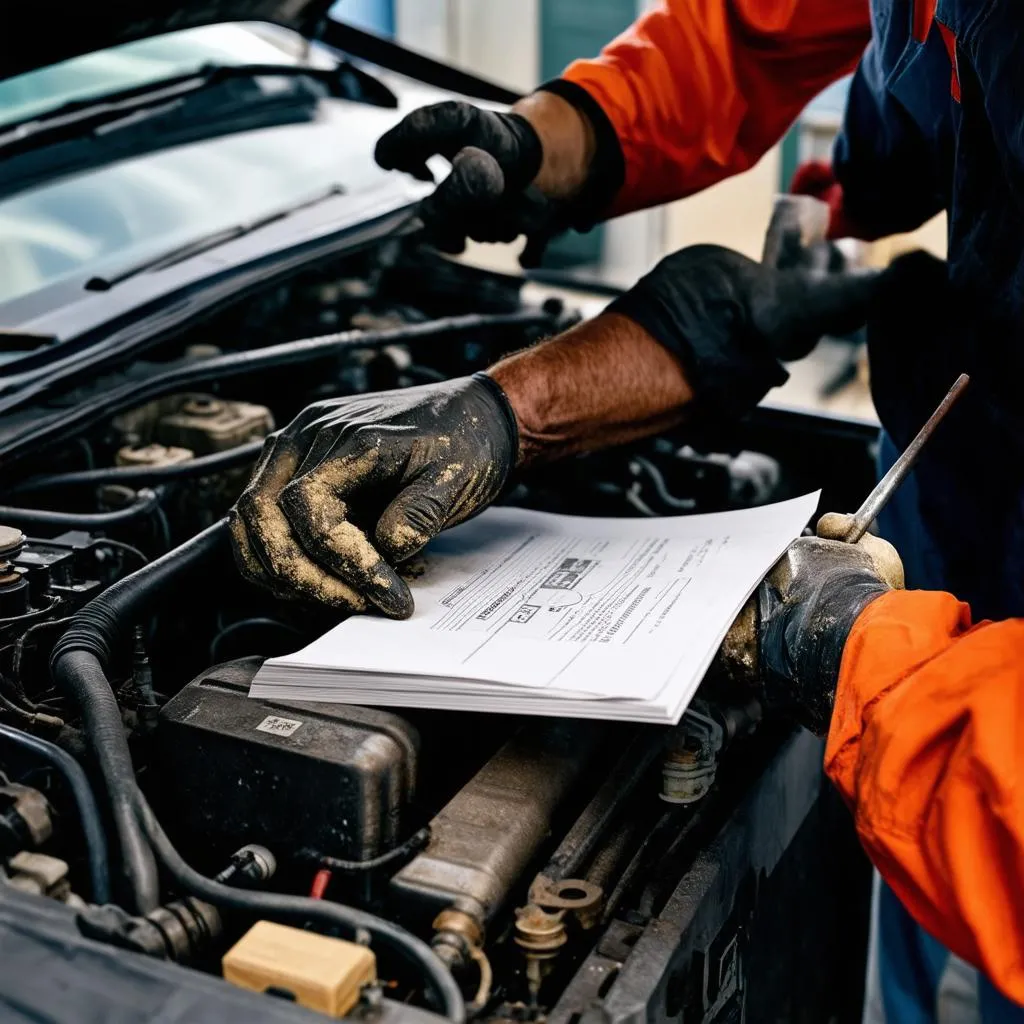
top-left (0, 489), bottom-right (160, 529)
top-left (134, 792), bottom-right (465, 1023)
top-left (0, 721), bottom-right (111, 904)
top-left (51, 650), bottom-right (159, 912)
top-left (50, 521), bottom-right (230, 913)
top-left (0, 311), bottom-right (553, 469)
top-left (10, 443), bottom-right (265, 495)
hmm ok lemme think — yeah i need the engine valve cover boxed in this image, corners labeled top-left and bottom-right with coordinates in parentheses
top-left (157, 658), bottom-right (419, 863)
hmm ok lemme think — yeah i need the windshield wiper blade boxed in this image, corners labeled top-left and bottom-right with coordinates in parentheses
top-left (82, 184), bottom-right (348, 292)
top-left (0, 61), bottom-right (394, 159)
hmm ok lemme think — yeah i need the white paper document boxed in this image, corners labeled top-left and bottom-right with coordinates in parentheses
top-left (250, 492), bottom-right (820, 724)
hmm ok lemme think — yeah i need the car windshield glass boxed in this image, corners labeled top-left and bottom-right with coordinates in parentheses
top-left (0, 96), bottom-right (413, 312)
top-left (0, 22), bottom-right (334, 131)
top-left (0, 21), bottom-right (432, 318)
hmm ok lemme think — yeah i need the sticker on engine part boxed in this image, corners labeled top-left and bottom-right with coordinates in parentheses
top-left (255, 715), bottom-right (303, 737)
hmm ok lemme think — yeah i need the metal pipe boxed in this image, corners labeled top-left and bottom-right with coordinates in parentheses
top-left (538, 731), bottom-right (661, 883)
top-left (0, 490), bottom-right (159, 529)
top-left (391, 722), bottom-right (606, 924)
top-left (843, 373), bottom-right (969, 543)
top-left (11, 442), bottom-right (265, 495)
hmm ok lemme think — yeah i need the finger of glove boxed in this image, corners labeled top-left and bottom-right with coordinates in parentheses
top-left (753, 268), bottom-right (881, 361)
top-left (375, 102), bottom-right (511, 178)
top-left (419, 147), bottom-right (506, 229)
top-left (229, 433), bottom-right (286, 590)
top-left (279, 452), bottom-right (414, 620)
top-left (427, 202), bottom-right (530, 253)
top-left (233, 441), bottom-right (368, 611)
top-left (375, 470), bottom-right (459, 564)
top-left (816, 512), bottom-right (904, 590)
top-left (814, 511), bottom-right (855, 541)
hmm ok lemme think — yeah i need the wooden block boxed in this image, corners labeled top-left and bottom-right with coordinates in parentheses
top-left (223, 920), bottom-right (376, 1017)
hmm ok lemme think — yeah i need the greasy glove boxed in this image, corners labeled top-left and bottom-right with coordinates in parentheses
top-left (607, 245), bottom-right (882, 420)
top-left (229, 373), bottom-right (517, 619)
top-left (375, 99), bottom-right (603, 266)
top-left (719, 513), bottom-right (903, 735)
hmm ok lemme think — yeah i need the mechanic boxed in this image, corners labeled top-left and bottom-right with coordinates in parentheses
top-left (230, 1), bottom-right (1024, 1020)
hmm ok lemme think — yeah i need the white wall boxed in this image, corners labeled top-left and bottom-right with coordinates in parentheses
top-left (394, 0), bottom-right (538, 93)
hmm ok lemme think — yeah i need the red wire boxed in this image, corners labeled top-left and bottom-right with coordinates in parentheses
top-left (309, 867), bottom-right (332, 900)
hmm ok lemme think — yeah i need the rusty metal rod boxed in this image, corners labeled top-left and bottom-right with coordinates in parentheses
top-left (843, 372), bottom-right (969, 544)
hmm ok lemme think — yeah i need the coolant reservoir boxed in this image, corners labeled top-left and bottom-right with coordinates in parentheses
top-left (156, 395), bottom-right (273, 454)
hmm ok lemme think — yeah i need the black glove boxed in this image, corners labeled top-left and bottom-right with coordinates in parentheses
top-left (755, 517), bottom-right (901, 734)
top-left (375, 100), bottom-right (560, 263)
top-left (607, 244), bottom-right (883, 419)
top-left (230, 373), bottom-right (518, 618)
top-left (374, 91), bottom-right (624, 266)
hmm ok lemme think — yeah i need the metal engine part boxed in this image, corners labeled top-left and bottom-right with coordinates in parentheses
top-left (155, 395), bottom-right (273, 455)
top-left (661, 703), bottom-right (725, 806)
top-left (6, 851), bottom-right (79, 904)
top-left (156, 658), bottom-right (420, 863)
top-left (0, 529), bottom-right (102, 636)
top-left (112, 393), bottom-right (273, 455)
top-left (391, 721), bottom-right (607, 934)
top-left (0, 781), bottom-right (53, 856)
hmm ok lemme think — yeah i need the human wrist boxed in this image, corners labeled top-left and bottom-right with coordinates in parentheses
top-left (512, 89), bottom-right (596, 201)
top-left (760, 563), bottom-right (888, 735)
top-left (467, 372), bottom-right (519, 479)
top-left (486, 313), bottom-right (694, 468)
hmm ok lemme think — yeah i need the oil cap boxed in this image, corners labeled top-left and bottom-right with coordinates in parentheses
top-left (0, 526), bottom-right (29, 619)
top-left (0, 526), bottom-right (25, 559)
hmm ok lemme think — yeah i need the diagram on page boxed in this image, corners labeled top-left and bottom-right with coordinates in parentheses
top-left (430, 531), bottom-right (722, 651)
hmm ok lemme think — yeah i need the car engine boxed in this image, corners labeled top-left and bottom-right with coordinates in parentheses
top-left (0, 235), bottom-right (878, 1023)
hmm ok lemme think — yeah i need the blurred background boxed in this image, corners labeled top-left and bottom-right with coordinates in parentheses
top-left (337, 0), bottom-right (946, 421)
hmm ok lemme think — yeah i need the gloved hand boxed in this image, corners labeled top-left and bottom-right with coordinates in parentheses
top-left (606, 244), bottom-right (883, 420)
top-left (229, 373), bottom-right (518, 619)
top-left (374, 88), bottom-right (616, 266)
top-left (375, 102), bottom-right (548, 259)
top-left (717, 513), bottom-right (903, 735)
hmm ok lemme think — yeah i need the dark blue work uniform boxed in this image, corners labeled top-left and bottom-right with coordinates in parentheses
top-left (833, 1), bottom-right (1024, 1018)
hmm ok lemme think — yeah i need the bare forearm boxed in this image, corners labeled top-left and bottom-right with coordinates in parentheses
top-left (512, 91), bottom-right (595, 200)
top-left (487, 312), bottom-right (694, 467)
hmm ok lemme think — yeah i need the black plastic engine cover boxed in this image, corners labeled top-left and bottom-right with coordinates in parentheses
top-left (156, 658), bottom-right (419, 862)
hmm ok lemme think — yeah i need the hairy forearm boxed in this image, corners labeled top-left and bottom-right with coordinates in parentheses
top-left (512, 91), bottom-right (596, 200)
top-left (487, 312), bottom-right (694, 467)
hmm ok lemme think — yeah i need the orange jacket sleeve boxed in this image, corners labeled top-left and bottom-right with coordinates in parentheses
top-left (826, 589), bottom-right (1024, 1005)
top-left (559, 0), bottom-right (870, 217)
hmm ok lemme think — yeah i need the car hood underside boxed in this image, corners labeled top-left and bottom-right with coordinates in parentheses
top-left (5, 0), bottom-right (337, 81)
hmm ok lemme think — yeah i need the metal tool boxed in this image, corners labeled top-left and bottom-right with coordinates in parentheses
top-left (841, 373), bottom-right (970, 544)
top-left (761, 193), bottom-right (831, 270)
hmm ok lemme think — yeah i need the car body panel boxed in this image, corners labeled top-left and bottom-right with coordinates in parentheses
top-left (4, 0), bottom-right (338, 81)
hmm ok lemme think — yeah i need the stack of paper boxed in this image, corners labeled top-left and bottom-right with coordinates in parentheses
top-left (249, 493), bottom-right (820, 724)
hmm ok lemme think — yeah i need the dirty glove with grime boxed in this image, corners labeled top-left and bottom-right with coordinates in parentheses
top-left (718, 513), bottom-right (903, 735)
top-left (230, 373), bottom-right (517, 619)
top-left (606, 245), bottom-right (882, 421)
top-left (374, 88), bottom-right (617, 265)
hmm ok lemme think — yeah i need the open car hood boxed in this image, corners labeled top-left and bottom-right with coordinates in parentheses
top-left (5, 0), bottom-right (337, 81)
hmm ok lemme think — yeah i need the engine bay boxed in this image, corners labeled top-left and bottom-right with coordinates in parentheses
top-left (0, 235), bottom-right (878, 1023)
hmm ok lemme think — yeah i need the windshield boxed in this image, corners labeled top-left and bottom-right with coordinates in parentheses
top-left (0, 23), bottom-right (441, 318)
top-left (0, 23), bottom-right (335, 130)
